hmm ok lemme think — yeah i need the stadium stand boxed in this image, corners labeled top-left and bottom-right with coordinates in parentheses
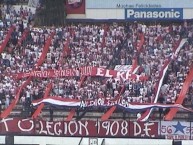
top-left (0, 3), bottom-right (192, 124)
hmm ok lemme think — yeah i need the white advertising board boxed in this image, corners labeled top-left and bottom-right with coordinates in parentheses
top-left (86, 0), bottom-right (193, 9)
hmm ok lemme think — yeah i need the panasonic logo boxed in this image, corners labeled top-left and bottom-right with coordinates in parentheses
top-left (125, 8), bottom-right (183, 19)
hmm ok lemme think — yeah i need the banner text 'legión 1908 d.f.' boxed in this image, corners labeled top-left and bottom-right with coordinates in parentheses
top-left (2, 118), bottom-right (193, 140)
top-left (0, 118), bottom-right (157, 137)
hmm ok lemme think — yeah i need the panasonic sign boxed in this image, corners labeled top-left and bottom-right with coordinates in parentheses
top-left (125, 8), bottom-right (183, 19)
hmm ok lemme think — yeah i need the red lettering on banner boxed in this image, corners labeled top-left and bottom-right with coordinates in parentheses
top-left (186, 127), bottom-right (193, 134)
top-left (160, 125), bottom-right (172, 134)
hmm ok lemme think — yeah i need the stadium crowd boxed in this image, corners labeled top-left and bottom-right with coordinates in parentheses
top-left (0, 4), bottom-right (34, 109)
top-left (0, 4), bottom-right (193, 119)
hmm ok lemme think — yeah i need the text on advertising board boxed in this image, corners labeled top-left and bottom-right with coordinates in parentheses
top-left (86, 0), bottom-right (193, 9)
top-left (125, 8), bottom-right (183, 19)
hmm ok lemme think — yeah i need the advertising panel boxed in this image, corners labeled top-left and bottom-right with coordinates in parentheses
top-left (125, 8), bottom-right (183, 20)
top-left (159, 121), bottom-right (191, 140)
top-left (86, 0), bottom-right (193, 9)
